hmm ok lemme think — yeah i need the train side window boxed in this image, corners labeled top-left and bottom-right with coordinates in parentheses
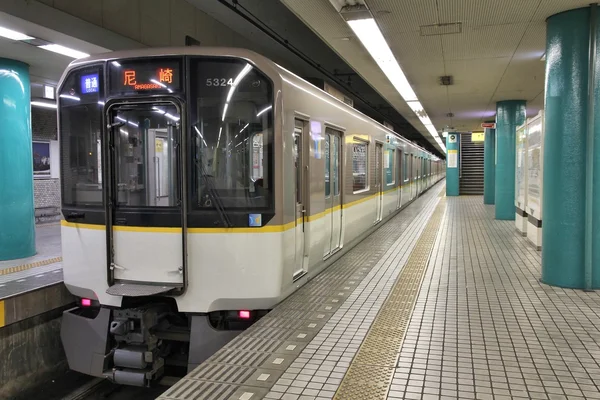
top-left (352, 140), bottom-right (368, 193)
top-left (386, 149), bottom-right (394, 186)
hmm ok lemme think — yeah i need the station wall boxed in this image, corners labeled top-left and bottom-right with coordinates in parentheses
top-left (32, 108), bottom-right (61, 223)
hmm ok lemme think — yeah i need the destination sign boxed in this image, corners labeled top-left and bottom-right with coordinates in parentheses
top-left (109, 58), bottom-right (181, 94)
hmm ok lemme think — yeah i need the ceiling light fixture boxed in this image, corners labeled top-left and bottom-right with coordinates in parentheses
top-left (39, 44), bottom-right (89, 59)
top-left (340, 4), bottom-right (444, 154)
top-left (0, 26), bottom-right (34, 41)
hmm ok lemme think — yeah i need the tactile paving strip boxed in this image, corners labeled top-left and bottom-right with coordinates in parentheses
top-left (333, 197), bottom-right (447, 400)
top-left (157, 181), bottom-right (445, 400)
top-left (0, 256), bottom-right (62, 276)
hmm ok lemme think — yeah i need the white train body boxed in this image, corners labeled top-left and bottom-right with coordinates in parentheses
top-left (57, 47), bottom-right (444, 385)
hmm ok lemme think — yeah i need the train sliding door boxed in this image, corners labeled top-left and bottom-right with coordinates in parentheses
top-left (375, 143), bottom-right (383, 223)
top-left (397, 149), bottom-right (402, 209)
top-left (410, 154), bottom-right (415, 200)
top-left (106, 101), bottom-right (185, 295)
top-left (293, 121), bottom-right (308, 281)
top-left (323, 128), bottom-right (343, 258)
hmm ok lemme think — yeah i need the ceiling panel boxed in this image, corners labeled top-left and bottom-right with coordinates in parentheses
top-left (281, 0), bottom-right (595, 153)
top-left (445, 57), bottom-right (512, 95)
top-left (442, 23), bottom-right (529, 60)
top-left (389, 31), bottom-right (444, 64)
top-left (283, 0), bottom-right (352, 40)
top-left (438, 0), bottom-right (541, 26)
top-left (368, 0), bottom-right (438, 34)
top-left (531, 0), bottom-right (593, 21)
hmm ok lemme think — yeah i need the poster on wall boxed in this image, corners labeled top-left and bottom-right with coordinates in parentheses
top-left (33, 141), bottom-right (51, 178)
top-left (448, 150), bottom-right (458, 168)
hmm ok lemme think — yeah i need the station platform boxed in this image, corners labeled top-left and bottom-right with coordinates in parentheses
top-left (0, 223), bottom-right (62, 300)
top-left (158, 182), bottom-right (600, 400)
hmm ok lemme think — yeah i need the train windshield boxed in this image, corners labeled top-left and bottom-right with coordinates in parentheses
top-left (59, 65), bottom-right (104, 207)
top-left (189, 58), bottom-right (273, 209)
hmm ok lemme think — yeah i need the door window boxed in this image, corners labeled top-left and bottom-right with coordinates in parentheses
top-left (111, 104), bottom-right (180, 207)
top-left (294, 130), bottom-right (303, 204)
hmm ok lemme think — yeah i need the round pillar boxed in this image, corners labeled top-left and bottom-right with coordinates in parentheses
top-left (542, 7), bottom-right (600, 288)
top-left (483, 128), bottom-right (496, 205)
top-left (495, 100), bottom-right (526, 220)
top-left (445, 132), bottom-right (459, 196)
top-left (0, 59), bottom-right (34, 261)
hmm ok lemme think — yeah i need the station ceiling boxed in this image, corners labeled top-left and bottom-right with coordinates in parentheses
top-left (0, 0), bottom-right (592, 156)
top-left (279, 0), bottom-right (593, 144)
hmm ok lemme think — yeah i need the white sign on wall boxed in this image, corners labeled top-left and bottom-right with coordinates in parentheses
top-left (448, 150), bottom-right (458, 168)
top-left (448, 133), bottom-right (457, 143)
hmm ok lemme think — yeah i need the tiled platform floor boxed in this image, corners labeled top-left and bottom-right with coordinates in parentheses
top-left (0, 223), bottom-right (63, 299)
top-left (159, 181), bottom-right (446, 400)
top-left (390, 197), bottom-right (600, 400)
top-left (159, 190), bottom-right (600, 400)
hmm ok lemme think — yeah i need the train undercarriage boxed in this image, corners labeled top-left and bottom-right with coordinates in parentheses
top-left (61, 298), bottom-right (268, 387)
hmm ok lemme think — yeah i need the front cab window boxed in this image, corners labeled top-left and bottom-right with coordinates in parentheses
top-left (189, 58), bottom-right (274, 211)
top-left (59, 65), bottom-right (104, 208)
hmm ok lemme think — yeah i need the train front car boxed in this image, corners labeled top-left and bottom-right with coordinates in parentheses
top-left (58, 49), bottom-right (282, 386)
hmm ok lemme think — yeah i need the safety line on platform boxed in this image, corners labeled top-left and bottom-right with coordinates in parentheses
top-left (333, 196), bottom-right (447, 400)
top-left (0, 256), bottom-right (62, 276)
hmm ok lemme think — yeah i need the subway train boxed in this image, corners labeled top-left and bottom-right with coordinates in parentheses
top-left (57, 47), bottom-right (445, 386)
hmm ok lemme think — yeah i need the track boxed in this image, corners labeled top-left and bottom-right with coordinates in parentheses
top-left (14, 371), bottom-right (168, 400)
top-left (66, 379), bottom-right (168, 400)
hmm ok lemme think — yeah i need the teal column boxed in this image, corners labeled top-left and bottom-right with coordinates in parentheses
top-left (495, 100), bottom-right (526, 220)
top-left (542, 6), bottom-right (600, 289)
top-left (445, 132), bottom-right (459, 196)
top-left (0, 59), bottom-right (34, 261)
top-left (483, 128), bottom-right (496, 204)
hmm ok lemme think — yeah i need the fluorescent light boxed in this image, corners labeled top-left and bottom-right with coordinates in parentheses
top-left (116, 115), bottom-right (138, 127)
top-left (97, 101), bottom-right (105, 106)
top-left (257, 105), bottom-right (272, 117)
top-left (0, 26), bottom-right (33, 41)
top-left (227, 64), bottom-right (253, 102)
top-left (344, 14), bottom-right (444, 154)
top-left (164, 113), bottom-right (180, 122)
top-left (120, 128), bottom-right (128, 136)
top-left (217, 126), bottom-right (223, 148)
top-left (424, 124), bottom-right (438, 137)
top-left (194, 126), bottom-right (207, 146)
top-left (233, 64), bottom-right (252, 86)
top-left (222, 103), bottom-right (229, 121)
top-left (150, 79), bottom-right (166, 87)
top-left (39, 44), bottom-right (89, 59)
top-left (111, 61), bottom-right (121, 67)
top-left (406, 101), bottom-right (433, 126)
top-left (59, 94), bottom-right (80, 101)
top-left (240, 123), bottom-right (249, 133)
top-left (347, 18), bottom-right (417, 101)
top-left (31, 101), bottom-right (56, 109)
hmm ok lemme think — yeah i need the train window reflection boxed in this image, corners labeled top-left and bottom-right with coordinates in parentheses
top-left (352, 141), bottom-right (368, 192)
top-left (59, 65), bottom-right (104, 207)
top-left (190, 58), bottom-right (273, 209)
top-left (111, 104), bottom-right (180, 207)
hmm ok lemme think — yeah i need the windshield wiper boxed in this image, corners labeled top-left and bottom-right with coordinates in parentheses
top-left (195, 157), bottom-right (232, 228)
